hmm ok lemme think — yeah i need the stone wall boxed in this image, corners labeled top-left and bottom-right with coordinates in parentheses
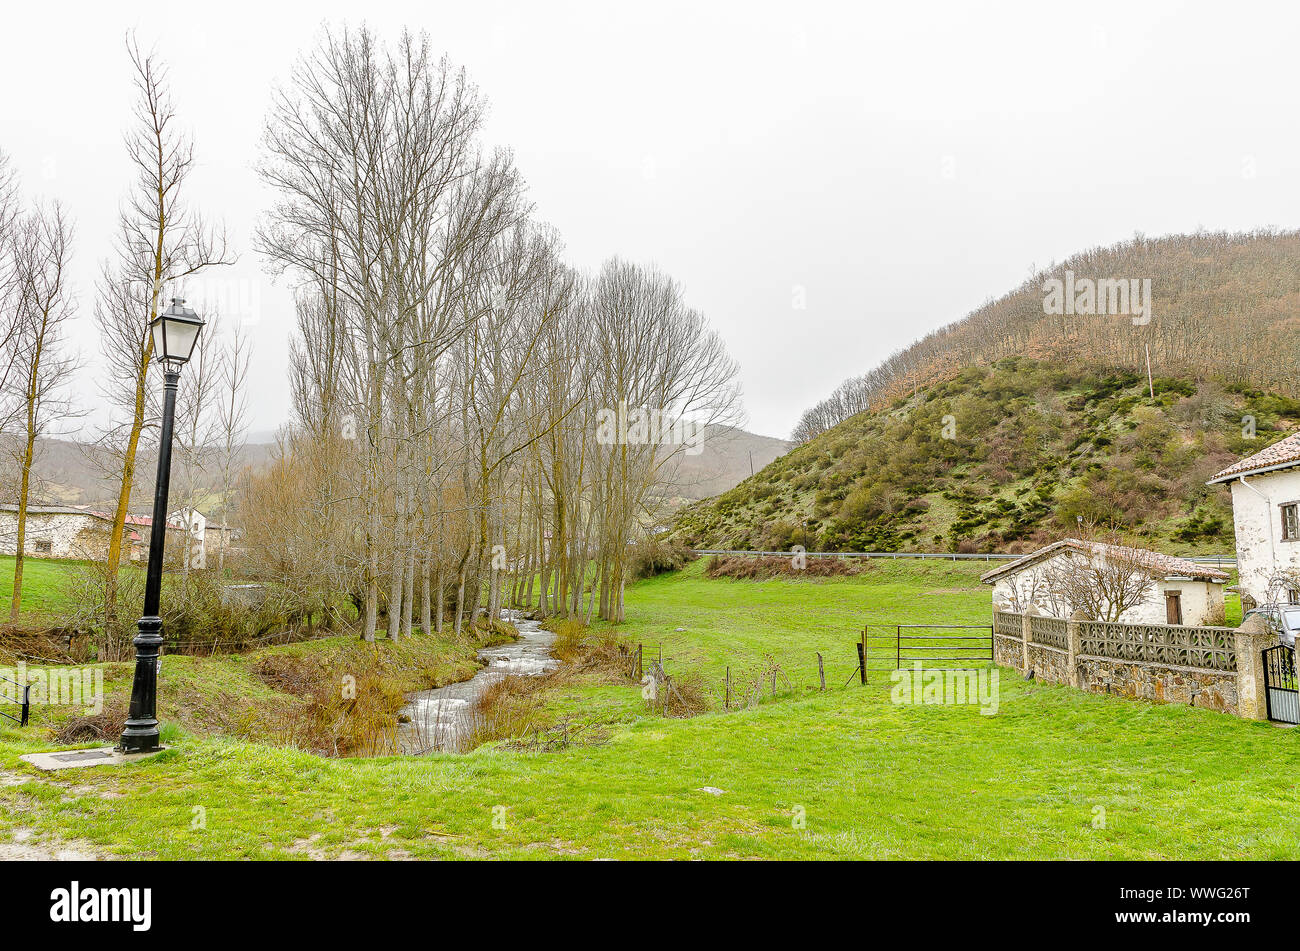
top-left (1028, 642), bottom-right (1072, 684)
top-left (993, 631), bottom-right (1021, 668)
top-left (1075, 656), bottom-right (1236, 712)
top-left (0, 511), bottom-right (107, 559)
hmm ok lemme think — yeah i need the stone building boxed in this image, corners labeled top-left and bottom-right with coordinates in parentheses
top-left (1207, 431), bottom-right (1300, 609)
top-left (980, 538), bottom-right (1228, 625)
top-left (0, 505), bottom-right (144, 561)
top-left (167, 508), bottom-right (239, 565)
top-left (0, 505), bottom-right (210, 563)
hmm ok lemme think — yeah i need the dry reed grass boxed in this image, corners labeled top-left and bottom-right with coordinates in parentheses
top-left (703, 555), bottom-right (864, 579)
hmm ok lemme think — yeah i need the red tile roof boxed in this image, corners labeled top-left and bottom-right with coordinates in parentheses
top-left (1208, 431), bottom-right (1300, 484)
top-left (980, 538), bottom-right (1229, 584)
top-left (87, 511), bottom-right (156, 527)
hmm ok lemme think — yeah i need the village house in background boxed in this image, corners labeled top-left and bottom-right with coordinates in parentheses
top-left (981, 538), bottom-right (1228, 625)
top-left (166, 507), bottom-right (239, 563)
top-left (0, 505), bottom-right (153, 562)
top-left (0, 504), bottom-right (235, 565)
top-left (1208, 431), bottom-right (1300, 609)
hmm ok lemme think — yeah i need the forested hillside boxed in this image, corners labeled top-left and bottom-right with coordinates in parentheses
top-left (673, 359), bottom-right (1300, 554)
top-left (793, 231), bottom-right (1300, 443)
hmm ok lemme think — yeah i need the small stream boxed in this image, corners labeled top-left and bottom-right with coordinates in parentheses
top-left (395, 611), bottom-right (558, 754)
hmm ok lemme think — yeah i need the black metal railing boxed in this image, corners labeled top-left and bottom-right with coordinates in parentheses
top-left (0, 674), bottom-right (30, 727)
top-left (1263, 644), bottom-right (1298, 724)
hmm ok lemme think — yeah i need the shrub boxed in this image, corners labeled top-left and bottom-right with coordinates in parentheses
top-left (468, 674), bottom-right (550, 746)
top-left (60, 566), bottom-right (296, 661)
top-left (53, 697), bottom-right (130, 744)
top-left (648, 668), bottom-right (710, 718)
top-left (702, 554), bottom-right (862, 579)
top-left (627, 536), bottom-right (696, 580)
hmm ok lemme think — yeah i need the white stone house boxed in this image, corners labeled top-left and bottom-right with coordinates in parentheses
top-left (0, 504), bottom-right (209, 563)
top-left (1207, 431), bottom-right (1300, 608)
top-left (168, 508), bottom-right (238, 564)
top-left (980, 538), bottom-right (1228, 625)
top-left (0, 505), bottom-right (145, 561)
top-left (168, 507), bottom-right (206, 539)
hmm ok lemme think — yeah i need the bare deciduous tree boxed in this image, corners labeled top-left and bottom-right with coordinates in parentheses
top-left (7, 200), bottom-right (78, 622)
top-left (1043, 529), bottom-right (1159, 623)
top-left (91, 35), bottom-right (230, 653)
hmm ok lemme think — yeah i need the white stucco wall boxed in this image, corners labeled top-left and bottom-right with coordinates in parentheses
top-left (169, 508), bottom-right (206, 543)
top-left (1152, 577), bottom-right (1224, 626)
top-left (989, 550), bottom-right (1225, 624)
top-left (1228, 469), bottom-right (1300, 607)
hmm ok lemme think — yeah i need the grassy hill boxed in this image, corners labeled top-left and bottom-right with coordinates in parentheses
top-left (672, 357), bottom-right (1300, 554)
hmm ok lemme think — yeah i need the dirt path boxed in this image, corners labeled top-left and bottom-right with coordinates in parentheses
top-left (0, 769), bottom-right (114, 860)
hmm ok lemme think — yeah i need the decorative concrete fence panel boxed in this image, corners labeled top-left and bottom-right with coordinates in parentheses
top-left (1078, 620), bottom-right (1236, 672)
top-left (992, 610), bottom-right (1021, 640)
top-left (992, 608), bottom-right (1282, 719)
top-left (1031, 616), bottom-right (1068, 651)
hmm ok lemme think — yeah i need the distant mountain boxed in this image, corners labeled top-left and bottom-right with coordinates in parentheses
top-left (3, 424), bottom-right (781, 516)
top-left (658, 425), bottom-right (791, 502)
top-left (0, 436), bottom-right (277, 514)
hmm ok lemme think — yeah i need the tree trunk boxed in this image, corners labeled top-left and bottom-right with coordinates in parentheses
top-left (9, 427), bottom-right (35, 625)
top-left (420, 554), bottom-right (432, 635)
top-left (433, 567), bottom-right (444, 635)
top-left (453, 566), bottom-right (466, 638)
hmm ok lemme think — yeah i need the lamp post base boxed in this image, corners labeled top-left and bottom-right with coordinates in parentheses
top-left (118, 726), bottom-right (162, 755)
top-left (118, 615), bottom-right (164, 754)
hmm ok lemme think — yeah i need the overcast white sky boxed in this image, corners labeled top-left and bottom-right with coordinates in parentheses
top-left (3, 0), bottom-right (1298, 441)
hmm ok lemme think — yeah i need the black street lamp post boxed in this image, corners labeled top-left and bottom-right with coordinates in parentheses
top-left (119, 298), bottom-right (205, 754)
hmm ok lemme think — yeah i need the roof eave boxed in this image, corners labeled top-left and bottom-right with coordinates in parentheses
top-left (1207, 459), bottom-right (1300, 486)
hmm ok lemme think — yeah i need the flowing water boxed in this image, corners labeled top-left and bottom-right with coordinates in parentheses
top-left (395, 611), bottom-right (557, 754)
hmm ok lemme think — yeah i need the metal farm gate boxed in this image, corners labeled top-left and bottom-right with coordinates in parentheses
top-left (1263, 644), bottom-right (1299, 724)
top-left (858, 624), bottom-right (994, 680)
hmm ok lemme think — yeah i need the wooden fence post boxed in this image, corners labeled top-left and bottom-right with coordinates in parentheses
top-left (636, 643), bottom-right (643, 682)
top-left (856, 641), bottom-right (867, 684)
top-left (817, 652), bottom-right (825, 691)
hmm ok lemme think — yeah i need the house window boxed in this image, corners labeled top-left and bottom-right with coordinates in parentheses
top-left (1283, 502), bottom-right (1300, 542)
top-left (33, 539), bottom-right (51, 556)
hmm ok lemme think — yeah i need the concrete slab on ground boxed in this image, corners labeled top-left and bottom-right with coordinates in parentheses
top-left (19, 747), bottom-right (167, 771)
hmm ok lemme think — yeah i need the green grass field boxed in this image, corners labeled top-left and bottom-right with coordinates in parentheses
top-left (0, 555), bottom-right (85, 623)
top-left (593, 558), bottom-right (1004, 689)
top-left (0, 559), bottom-right (1290, 860)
